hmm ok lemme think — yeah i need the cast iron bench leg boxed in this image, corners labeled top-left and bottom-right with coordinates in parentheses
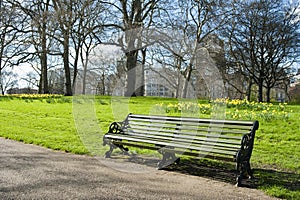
top-left (105, 142), bottom-right (129, 158)
top-left (236, 160), bottom-right (253, 187)
top-left (157, 150), bottom-right (180, 169)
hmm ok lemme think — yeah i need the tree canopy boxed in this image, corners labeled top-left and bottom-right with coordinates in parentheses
top-left (0, 0), bottom-right (299, 101)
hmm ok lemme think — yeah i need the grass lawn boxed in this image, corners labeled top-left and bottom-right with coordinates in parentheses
top-left (0, 95), bottom-right (299, 199)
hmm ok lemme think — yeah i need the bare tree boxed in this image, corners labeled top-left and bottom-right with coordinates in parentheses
top-left (180, 0), bottom-right (231, 98)
top-left (51, 0), bottom-right (107, 96)
top-left (33, 0), bottom-right (51, 94)
top-left (70, 0), bottom-right (104, 94)
top-left (84, 45), bottom-right (123, 95)
top-left (0, 0), bottom-right (31, 94)
top-left (21, 71), bottom-right (39, 90)
top-left (0, 70), bottom-right (17, 94)
top-left (12, 0), bottom-right (53, 94)
top-left (227, 0), bottom-right (300, 102)
top-left (149, 0), bottom-right (231, 98)
top-left (101, 0), bottom-right (159, 97)
top-left (10, 0), bottom-right (105, 95)
top-left (51, 0), bottom-right (76, 96)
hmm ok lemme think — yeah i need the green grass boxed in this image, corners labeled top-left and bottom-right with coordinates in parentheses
top-left (0, 96), bottom-right (87, 154)
top-left (0, 95), bottom-right (299, 199)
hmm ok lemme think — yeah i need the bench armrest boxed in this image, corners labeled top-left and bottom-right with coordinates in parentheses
top-left (107, 121), bottom-right (124, 134)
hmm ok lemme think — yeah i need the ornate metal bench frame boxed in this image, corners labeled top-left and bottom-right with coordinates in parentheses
top-left (103, 114), bottom-right (259, 187)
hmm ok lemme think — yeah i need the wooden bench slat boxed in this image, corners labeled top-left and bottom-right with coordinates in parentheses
top-left (105, 133), bottom-right (240, 154)
top-left (129, 118), bottom-right (251, 130)
top-left (131, 133), bottom-right (240, 152)
top-left (104, 134), bottom-right (237, 156)
top-left (127, 131), bottom-right (241, 147)
top-left (129, 114), bottom-right (255, 127)
top-left (128, 125), bottom-right (243, 140)
top-left (129, 122), bottom-right (251, 135)
top-left (111, 140), bottom-right (235, 162)
top-left (128, 117), bottom-right (254, 130)
top-left (126, 129), bottom-right (242, 145)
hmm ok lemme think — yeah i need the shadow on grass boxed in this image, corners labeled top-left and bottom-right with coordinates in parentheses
top-left (164, 158), bottom-right (299, 199)
top-left (253, 168), bottom-right (300, 199)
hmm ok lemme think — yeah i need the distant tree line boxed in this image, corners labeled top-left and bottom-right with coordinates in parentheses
top-left (0, 0), bottom-right (299, 102)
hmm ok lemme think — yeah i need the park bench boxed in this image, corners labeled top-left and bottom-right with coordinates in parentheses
top-left (103, 114), bottom-right (259, 186)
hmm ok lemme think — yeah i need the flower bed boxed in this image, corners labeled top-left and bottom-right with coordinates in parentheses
top-left (154, 99), bottom-right (291, 121)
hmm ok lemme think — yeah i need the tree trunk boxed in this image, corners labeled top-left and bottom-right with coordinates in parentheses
top-left (135, 49), bottom-right (146, 96)
top-left (63, 33), bottom-right (72, 96)
top-left (182, 38), bottom-right (199, 99)
top-left (82, 51), bottom-right (89, 95)
top-left (41, 38), bottom-right (48, 94)
top-left (101, 72), bottom-right (105, 95)
top-left (246, 79), bottom-right (252, 101)
top-left (52, 0), bottom-right (72, 96)
top-left (40, 0), bottom-right (49, 94)
top-left (175, 57), bottom-right (182, 98)
top-left (175, 71), bottom-right (180, 98)
top-left (38, 73), bottom-right (43, 94)
top-left (125, 50), bottom-right (138, 97)
top-left (0, 70), bottom-right (4, 95)
top-left (122, 0), bottom-right (144, 97)
top-left (266, 86), bottom-right (271, 103)
top-left (258, 78), bottom-right (263, 102)
top-left (182, 63), bottom-right (193, 98)
top-left (72, 46), bottom-right (80, 94)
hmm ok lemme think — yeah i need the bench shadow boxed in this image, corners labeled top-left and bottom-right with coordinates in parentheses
top-left (165, 159), bottom-right (300, 192)
top-left (116, 154), bottom-right (299, 191)
top-left (160, 158), bottom-right (248, 186)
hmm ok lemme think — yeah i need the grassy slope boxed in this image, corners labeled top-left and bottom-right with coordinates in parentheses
top-left (253, 108), bottom-right (300, 171)
top-left (0, 96), bottom-right (299, 199)
top-left (251, 105), bottom-right (300, 199)
top-left (0, 98), bottom-right (87, 154)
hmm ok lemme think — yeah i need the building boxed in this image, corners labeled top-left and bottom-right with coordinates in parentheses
top-left (144, 68), bottom-right (175, 97)
top-left (290, 69), bottom-right (300, 88)
top-left (7, 87), bottom-right (38, 94)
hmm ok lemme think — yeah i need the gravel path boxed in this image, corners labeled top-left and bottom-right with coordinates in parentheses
top-left (0, 138), bottom-right (279, 200)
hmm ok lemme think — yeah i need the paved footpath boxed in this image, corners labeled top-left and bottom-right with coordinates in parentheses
top-left (0, 138), bottom-right (279, 200)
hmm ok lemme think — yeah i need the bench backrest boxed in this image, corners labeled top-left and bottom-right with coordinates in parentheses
top-left (121, 114), bottom-right (259, 159)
